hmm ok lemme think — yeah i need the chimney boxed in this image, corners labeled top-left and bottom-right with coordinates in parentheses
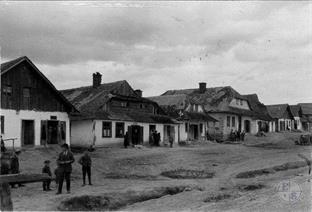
top-left (199, 82), bottom-right (206, 93)
top-left (135, 89), bottom-right (142, 97)
top-left (92, 72), bottom-right (102, 88)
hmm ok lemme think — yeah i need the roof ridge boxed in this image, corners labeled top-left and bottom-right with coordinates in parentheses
top-left (60, 80), bottom-right (127, 92)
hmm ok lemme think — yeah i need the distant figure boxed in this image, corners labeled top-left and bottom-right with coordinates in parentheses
top-left (149, 130), bottom-right (155, 146)
top-left (1, 136), bottom-right (6, 153)
top-left (10, 152), bottom-right (23, 188)
top-left (54, 164), bottom-right (61, 186)
top-left (240, 130), bottom-right (246, 141)
top-left (78, 151), bottom-right (92, 186)
top-left (235, 130), bottom-right (240, 141)
top-left (42, 160), bottom-right (52, 191)
top-left (56, 143), bottom-right (75, 195)
top-left (169, 136), bottom-right (174, 148)
top-left (124, 132), bottom-right (129, 148)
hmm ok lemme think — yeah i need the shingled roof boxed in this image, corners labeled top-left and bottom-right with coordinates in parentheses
top-left (298, 103), bottom-right (312, 115)
top-left (1, 56), bottom-right (78, 113)
top-left (266, 104), bottom-right (293, 119)
top-left (289, 105), bottom-right (300, 117)
top-left (242, 94), bottom-right (272, 121)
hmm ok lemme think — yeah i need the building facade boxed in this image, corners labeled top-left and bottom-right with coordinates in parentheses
top-left (0, 56), bottom-right (76, 148)
top-left (61, 73), bottom-right (177, 147)
top-left (266, 104), bottom-right (294, 132)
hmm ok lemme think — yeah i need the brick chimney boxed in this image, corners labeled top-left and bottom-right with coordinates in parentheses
top-left (199, 82), bottom-right (206, 93)
top-left (134, 89), bottom-right (142, 97)
top-left (92, 72), bottom-right (102, 88)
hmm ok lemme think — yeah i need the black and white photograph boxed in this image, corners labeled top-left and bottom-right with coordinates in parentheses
top-left (0, 1), bottom-right (311, 211)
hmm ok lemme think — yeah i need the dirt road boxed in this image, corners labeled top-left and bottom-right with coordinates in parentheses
top-left (11, 132), bottom-right (312, 211)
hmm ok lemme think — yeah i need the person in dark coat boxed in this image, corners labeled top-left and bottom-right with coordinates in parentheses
top-left (1, 136), bottom-right (6, 153)
top-left (56, 143), bottom-right (75, 194)
top-left (169, 136), bottom-right (174, 148)
top-left (78, 151), bottom-right (92, 186)
top-left (10, 152), bottom-right (23, 188)
top-left (124, 132), bottom-right (129, 148)
top-left (42, 160), bottom-right (52, 191)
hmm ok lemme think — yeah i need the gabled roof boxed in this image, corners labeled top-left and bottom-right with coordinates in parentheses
top-left (242, 94), bottom-right (272, 121)
top-left (61, 80), bottom-right (151, 114)
top-left (266, 104), bottom-right (292, 119)
top-left (289, 105), bottom-right (300, 117)
top-left (298, 103), bottom-right (312, 115)
top-left (148, 94), bottom-right (187, 110)
top-left (1, 56), bottom-right (78, 113)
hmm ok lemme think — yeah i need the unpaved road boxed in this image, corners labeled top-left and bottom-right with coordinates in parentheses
top-left (11, 132), bottom-right (312, 211)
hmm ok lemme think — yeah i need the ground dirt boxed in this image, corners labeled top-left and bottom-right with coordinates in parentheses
top-left (10, 132), bottom-right (312, 211)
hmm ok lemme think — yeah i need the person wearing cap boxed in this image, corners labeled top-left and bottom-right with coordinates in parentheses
top-left (78, 151), bottom-right (92, 186)
top-left (56, 143), bottom-right (75, 194)
top-left (42, 160), bottom-right (52, 191)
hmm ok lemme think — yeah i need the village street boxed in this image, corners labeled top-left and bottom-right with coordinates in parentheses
top-left (11, 132), bottom-right (311, 211)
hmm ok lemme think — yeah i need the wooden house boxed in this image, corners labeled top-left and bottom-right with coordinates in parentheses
top-left (153, 83), bottom-right (272, 140)
top-left (298, 103), bottom-right (312, 132)
top-left (148, 94), bottom-right (218, 141)
top-left (0, 56), bottom-right (77, 148)
top-left (266, 104), bottom-right (294, 132)
top-left (61, 73), bottom-right (177, 147)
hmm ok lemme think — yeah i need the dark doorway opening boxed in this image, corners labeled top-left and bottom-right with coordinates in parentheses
top-left (22, 120), bottom-right (35, 146)
top-left (128, 125), bottom-right (143, 145)
top-left (47, 121), bottom-right (58, 144)
top-left (244, 120), bottom-right (250, 133)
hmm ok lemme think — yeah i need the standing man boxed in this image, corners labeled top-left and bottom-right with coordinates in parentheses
top-left (78, 151), bottom-right (92, 186)
top-left (56, 144), bottom-right (75, 194)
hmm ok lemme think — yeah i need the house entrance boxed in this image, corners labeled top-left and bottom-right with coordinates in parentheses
top-left (190, 124), bottom-right (199, 140)
top-left (41, 120), bottom-right (66, 145)
top-left (244, 120), bottom-right (250, 133)
top-left (22, 120), bottom-right (35, 146)
top-left (128, 125), bottom-right (143, 145)
top-left (164, 125), bottom-right (175, 142)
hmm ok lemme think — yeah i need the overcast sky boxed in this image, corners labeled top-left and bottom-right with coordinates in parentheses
top-left (0, 1), bottom-right (311, 104)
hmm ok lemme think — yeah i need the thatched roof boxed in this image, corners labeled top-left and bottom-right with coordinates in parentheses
top-left (242, 94), bottom-right (272, 121)
top-left (289, 105), bottom-right (300, 117)
top-left (298, 103), bottom-right (312, 115)
top-left (266, 104), bottom-right (293, 119)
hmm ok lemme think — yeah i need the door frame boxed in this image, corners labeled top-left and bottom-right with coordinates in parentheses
top-left (21, 119), bottom-right (35, 146)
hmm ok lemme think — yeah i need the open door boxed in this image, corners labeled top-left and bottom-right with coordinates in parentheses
top-left (22, 120), bottom-right (35, 146)
top-left (41, 120), bottom-right (48, 146)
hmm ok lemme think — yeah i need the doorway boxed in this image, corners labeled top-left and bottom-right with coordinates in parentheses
top-left (128, 125), bottom-right (143, 145)
top-left (22, 120), bottom-right (35, 146)
top-left (190, 124), bottom-right (199, 140)
top-left (244, 120), bottom-right (250, 133)
top-left (47, 121), bottom-right (59, 144)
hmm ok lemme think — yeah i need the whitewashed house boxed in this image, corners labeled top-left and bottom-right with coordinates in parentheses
top-left (61, 73), bottom-right (178, 147)
top-left (0, 56), bottom-right (77, 148)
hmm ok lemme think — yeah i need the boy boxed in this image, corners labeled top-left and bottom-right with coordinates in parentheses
top-left (54, 164), bottom-right (61, 186)
top-left (78, 151), bottom-right (92, 186)
top-left (42, 160), bottom-right (52, 191)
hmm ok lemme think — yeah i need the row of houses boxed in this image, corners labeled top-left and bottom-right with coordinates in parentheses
top-left (1, 56), bottom-right (311, 148)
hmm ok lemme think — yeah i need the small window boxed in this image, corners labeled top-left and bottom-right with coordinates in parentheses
top-left (1, 116), bottom-right (4, 134)
top-left (240, 100), bottom-right (243, 106)
top-left (121, 102), bottom-right (127, 107)
top-left (185, 123), bottom-right (188, 132)
top-left (115, 122), bottom-right (125, 138)
top-left (3, 85), bottom-right (12, 96)
top-left (23, 87), bottom-right (31, 109)
top-left (139, 104), bottom-right (143, 109)
top-left (102, 122), bottom-right (112, 137)
top-left (232, 116), bottom-right (235, 127)
top-left (227, 116), bottom-right (231, 127)
top-left (50, 116), bottom-right (57, 120)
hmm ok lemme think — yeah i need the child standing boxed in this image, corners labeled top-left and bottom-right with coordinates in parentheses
top-left (78, 151), bottom-right (92, 186)
top-left (42, 160), bottom-right (52, 191)
top-left (54, 164), bottom-right (61, 186)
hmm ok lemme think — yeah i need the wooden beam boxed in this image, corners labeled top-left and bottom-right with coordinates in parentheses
top-left (0, 173), bottom-right (51, 184)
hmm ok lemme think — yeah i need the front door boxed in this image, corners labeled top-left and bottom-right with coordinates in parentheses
top-left (22, 120), bottom-right (35, 146)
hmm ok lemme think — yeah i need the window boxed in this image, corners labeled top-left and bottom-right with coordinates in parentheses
top-left (102, 122), bottom-right (112, 137)
top-left (232, 116), bottom-right (235, 127)
top-left (115, 122), bottom-right (125, 138)
top-left (0, 116), bottom-right (4, 134)
top-left (236, 99), bottom-right (239, 105)
top-left (185, 123), bottom-right (188, 132)
top-left (23, 87), bottom-right (31, 109)
top-left (3, 85), bottom-right (12, 108)
top-left (121, 102), bottom-right (127, 107)
top-left (240, 100), bottom-right (243, 106)
top-left (139, 104), bottom-right (143, 109)
top-left (227, 116), bottom-right (231, 127)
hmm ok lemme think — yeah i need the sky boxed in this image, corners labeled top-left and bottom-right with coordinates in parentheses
top-left (0, 1), bottom-right (311, 105)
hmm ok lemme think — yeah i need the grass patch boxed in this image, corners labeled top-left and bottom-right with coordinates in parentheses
top-left (161, 169), bottom-right (215, 179)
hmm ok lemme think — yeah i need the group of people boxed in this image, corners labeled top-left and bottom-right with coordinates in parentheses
top-left (41, 143), bottom-right (93, 194)
top-left (149, 130), bottom-right (161, 146)
top-left (229, 129), bottom-right (246, 141)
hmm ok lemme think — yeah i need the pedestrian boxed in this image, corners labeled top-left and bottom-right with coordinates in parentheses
top-left (1, 136), bottom-right (6, 153)
top-left (78, 151), bottom-right (92, 186)
top-left (169, 136), bottom-right (174, 148)
top-left (124, 131), bottom-right (129, 148)
top-left (42, 160), bottom-right (52, 191)
top-left (54, 164), bottom-right (61, 186)
top-left (241, 130), bottom-right (246, 141)
top-left (149, 130), bottom-right (155, 146)
top-left (10, 152), bottom-right (24, 188)
top-left (56, 143), bottom-right (75, 195)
